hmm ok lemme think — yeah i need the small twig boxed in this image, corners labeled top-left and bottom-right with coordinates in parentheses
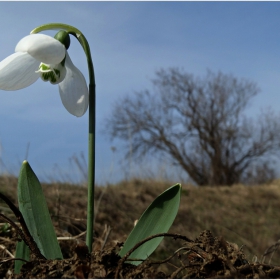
top-left (0, 222), bottom-right (20, 226)
top-left (53, 215), bottom-right (86, 236)
top-left (94, 187), bottom-right (106, 220)
top-left (57, 231), bottom-right (86, 240)
top-left (0, 244), bottom-right (14, 258)
top-left (0, 236), bottom-right (15, 244)
top-left (114, 233), bottom-right (193, 278)
top-left (0, 258), bottom-right (29, 265)
top-left (52, 215), bottom-right (85, 222)
top-left (0, 214), bottom-right (45, 259)
top-left (262, 239), bottom-right (280, 264)
top-left (101, 225), bottom-right (111, 252)
top-left (148, 246), bottom-right (191, 266)
top-left (0, 214), bottom-right (30, 250)
top-left (0, 192), bottom-right (46, 260)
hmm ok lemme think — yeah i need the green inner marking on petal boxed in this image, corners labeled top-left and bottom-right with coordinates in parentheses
top-left (37, 63), bottom-right (64, 84)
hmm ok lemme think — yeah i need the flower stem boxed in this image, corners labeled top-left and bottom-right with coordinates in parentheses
top-left (73, 31), bottom-right (96, 254)
top-left (87, 81), bottom-right (96, 253)
top-left (31, 23), bottom-right (96, 253)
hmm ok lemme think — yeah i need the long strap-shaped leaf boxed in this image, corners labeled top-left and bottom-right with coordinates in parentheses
top-left (14, 240), bottom-right (30, 274)
top-left (119, 183), bottom-right (181, 265)
top-left (17, 160), bottom-right (62, 259)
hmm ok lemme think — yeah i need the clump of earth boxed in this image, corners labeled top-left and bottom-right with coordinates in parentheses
top-left (1, 177), bottom-right (280, 278)
top-left (2, 230), bottom-right (280, 278)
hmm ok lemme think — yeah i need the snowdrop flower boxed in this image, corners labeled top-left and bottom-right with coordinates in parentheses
top-left (0, 32), bottom-right (88, 117)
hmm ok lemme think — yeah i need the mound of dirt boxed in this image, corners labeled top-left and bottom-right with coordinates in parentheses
top-left (1, 230), bottom-right (280, 278)
top-left (1, 177), bottom-right (280, 278)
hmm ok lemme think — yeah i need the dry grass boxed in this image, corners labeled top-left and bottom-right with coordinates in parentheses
top-left (1, 176), bottom-right (280, 267)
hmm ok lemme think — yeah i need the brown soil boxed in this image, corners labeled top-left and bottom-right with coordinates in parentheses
top-left (1, 176), bottom-right (280, 278)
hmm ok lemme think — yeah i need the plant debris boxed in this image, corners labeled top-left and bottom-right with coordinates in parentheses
top-left (0, 230), bottom-right (280, 278)
top-left (2, 177), bottom-right (280, 278)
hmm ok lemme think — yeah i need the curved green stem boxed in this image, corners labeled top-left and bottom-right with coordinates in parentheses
top-left (31, 23), bottom-right (96, 253)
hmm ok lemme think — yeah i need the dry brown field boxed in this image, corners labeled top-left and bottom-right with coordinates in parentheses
top-left (1, 176), bottom-right (280, 278)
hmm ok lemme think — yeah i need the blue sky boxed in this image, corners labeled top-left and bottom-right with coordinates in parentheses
top-left (0, 2), bottom-right (280, 184)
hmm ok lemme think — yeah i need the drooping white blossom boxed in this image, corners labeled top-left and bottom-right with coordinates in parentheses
top-left (0, 33), bottom-right (88, 117)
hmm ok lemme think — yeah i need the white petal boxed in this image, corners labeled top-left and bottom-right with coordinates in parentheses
top-left (0, 52), bottom-right (39, 90)
top-left (15, 34), bottom-right (65, 65)
top-left (59, 53), bottom-right (88, 117)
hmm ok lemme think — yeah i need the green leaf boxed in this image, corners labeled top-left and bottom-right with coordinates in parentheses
top-left (119, 183), bottom-right (181, 265)
top-left (14, 240), bottom-right (30, 274)
top-left (17, 160), bottom-right (63, 259)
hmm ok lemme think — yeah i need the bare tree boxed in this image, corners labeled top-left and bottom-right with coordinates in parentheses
top-left (105, 68), bottom-right (280, 186)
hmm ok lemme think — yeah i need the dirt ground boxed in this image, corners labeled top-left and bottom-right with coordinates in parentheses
top-left (1, 176), bottom-right (280, 278)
